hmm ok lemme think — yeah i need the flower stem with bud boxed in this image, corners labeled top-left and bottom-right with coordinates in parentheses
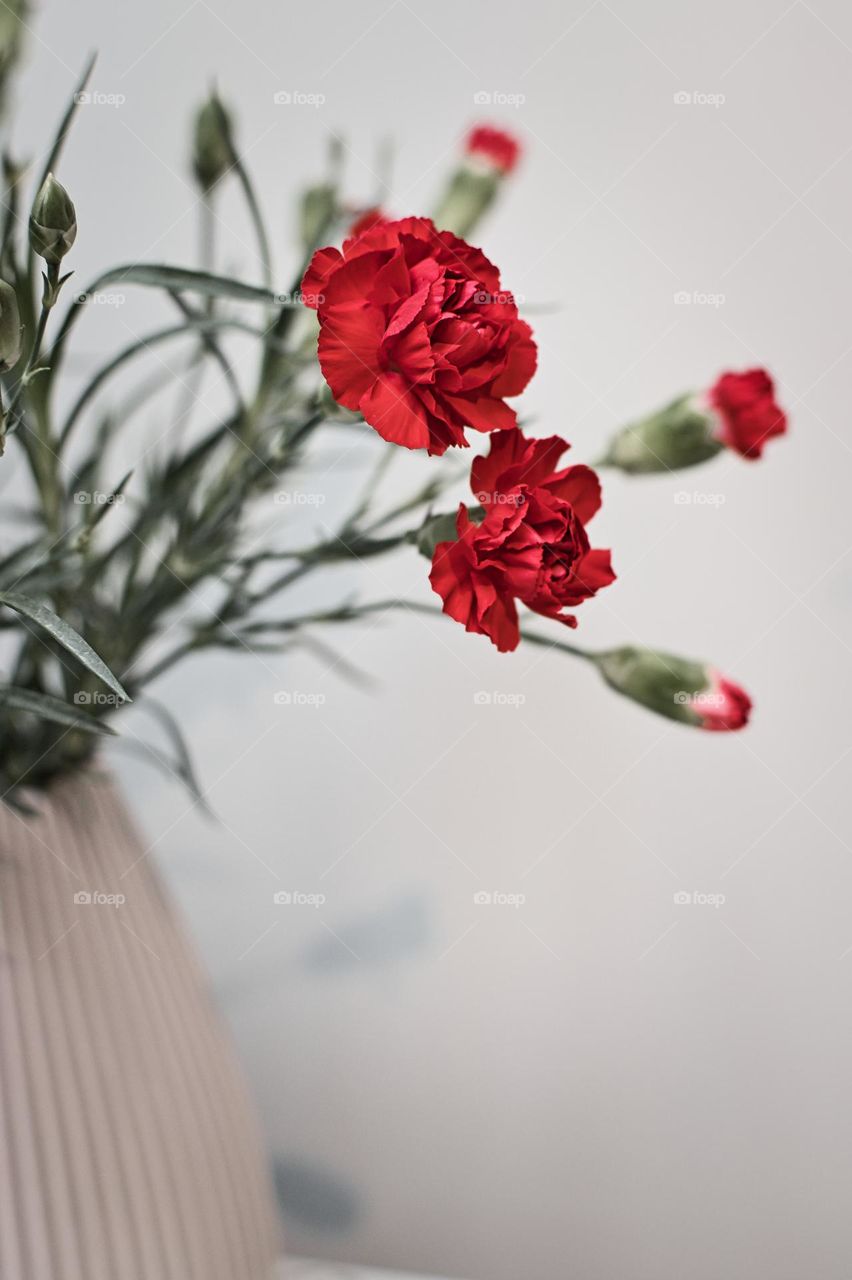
top-left (8, 173), bottom-right (78, 530)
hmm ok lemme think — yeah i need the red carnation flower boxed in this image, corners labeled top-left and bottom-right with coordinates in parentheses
top-left (430, 428), bottom-right (615, 652)
top-left (301, 217), bottom-right (536, 455)
top-left (465, 125), bottom-right (521, 175)
top-left (690, 670), bottom-right (752, 731)
top-left (708, 368), bottom-right (787, 459)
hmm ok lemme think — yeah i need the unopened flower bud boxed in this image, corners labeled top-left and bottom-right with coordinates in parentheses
top-left (602, 368), bottom-right (787, 473)
top-left (29, 173), bottom-right (77, 265)
top-left (595, 646), bottom-right (752, 731)
top-left (0, 279), bottom-right (22, 371)
top-left (192, 92), bottom-right (235, 192)
top-left (433, 125), bottom-right (521, 239)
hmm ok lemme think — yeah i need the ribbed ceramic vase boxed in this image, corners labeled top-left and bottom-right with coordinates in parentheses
top-left (0, 767), bottom-right (282, 1280)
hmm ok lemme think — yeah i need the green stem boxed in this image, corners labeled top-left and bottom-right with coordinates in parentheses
top-left (58, 315), bottom-right (262, 449)
top-left (232, 156), bottom-right (273, 292)
top-left (200, 194), bottom-right (215, 281)
top-left (7, 298), bottom-right (50, 420)
top-left (517, 628), bottom-right (597, 662)
top-left (171, 193), bottom-right (217, 434)
top-left (8, 271), bottom-right (64, 536)
top-left (129, 637), bottom-right (201, 688)
top-left (262, 599), bottom-right (599, 664)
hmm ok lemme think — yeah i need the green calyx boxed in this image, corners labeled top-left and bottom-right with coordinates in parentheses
top-left (594, 645), bottom-right (709, 726)
top-left (414, 506), bottom-right (487, 560)
top-left (29, 172), bottom-right (77, 265)
top-left (602, 395), bottom-right (723, 474)
top-left (414, 509), bottom-right (461, 559)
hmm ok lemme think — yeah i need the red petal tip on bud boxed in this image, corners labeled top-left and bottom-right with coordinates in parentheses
top-left (464, 125), bottom-right (521, 175)
top-left (693, 669), bottom-right (752, 732)
top-left (708, 367), bottom-right (787, 460)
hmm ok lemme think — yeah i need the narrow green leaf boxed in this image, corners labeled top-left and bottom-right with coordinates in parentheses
top-left (167, 292), bottom-right (245, 415)
top-left (113, 734), bottom-right (213, 815)
top-left (50, 267), bottom-right (292, 390)
top-left (59, 317), bottom-right (262, 447)
top-left (34, 53), bottom-right (97, 213)
top-left (0, 590), bottom-right (130, 702)
top-left (137, 696), bottom-right (213, 816)
top-left (232, 154), bottom-right (274, 290)
top-left (81, 469), bottom-right (134, 534)
top-left (78, 264), bottom-right (288, 306)
top-left (0, 783), bottom-right (39, 816)
top-left (0, 685), bottom-right (117, 735)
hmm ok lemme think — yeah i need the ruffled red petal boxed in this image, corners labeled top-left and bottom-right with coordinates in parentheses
top-left (360, 373), bottom-right (432, 451)
top-left (317, 307), bottom-right (385, 409)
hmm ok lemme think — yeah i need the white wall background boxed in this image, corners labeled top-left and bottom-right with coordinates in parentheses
top-left (11, 1), bottom-right (852, 1277)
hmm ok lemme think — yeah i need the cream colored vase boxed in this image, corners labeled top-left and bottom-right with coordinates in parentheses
top-left (0, 768), bottom-right (282, 1280)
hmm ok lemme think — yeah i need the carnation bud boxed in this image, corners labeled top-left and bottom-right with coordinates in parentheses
top-left (29, 173), bottom-right (77, 265)
top-left (601, 369), bottom-right (787, 473)
top-left (594, 646), bottom-right (751, 731)
top-left (0, 279), bottom-right (22, 372)
top-left (432, 126), bottom-right (520, 239)
top-left (192, 92), bottom-right (235, 192)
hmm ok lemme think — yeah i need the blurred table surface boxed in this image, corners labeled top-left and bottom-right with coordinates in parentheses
top-left (283, 1259), bottom-right (454, 1280)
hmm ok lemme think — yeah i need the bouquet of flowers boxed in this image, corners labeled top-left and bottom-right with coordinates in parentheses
top-left (0, 52), bottom-right (787, 807)
top-left (0, 22), bottom-right (793, 1280)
